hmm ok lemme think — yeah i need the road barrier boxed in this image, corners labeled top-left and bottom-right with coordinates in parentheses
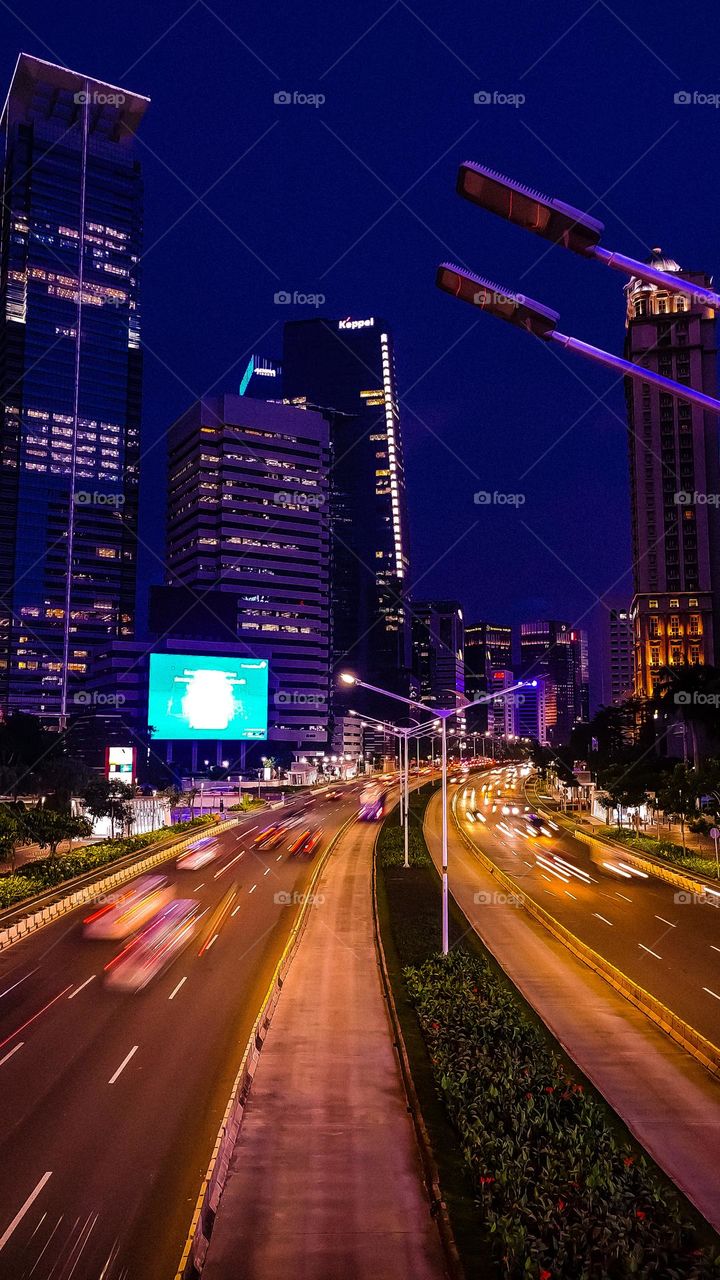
top-left (0, 819), bottom-right (238, 954)
top-left (448, 801), bottom-right (720, 1081)
top-left (176, 810), bottom-right (358, 1280)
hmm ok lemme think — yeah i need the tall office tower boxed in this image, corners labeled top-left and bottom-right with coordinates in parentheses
top-left (464, 620), bottom-right (513, 730)
top-left (165, 394), bottom-right (331, 753)
top-left (487, 668), bottom-right (517, 741)
top-left (624, 249), bottom-right (720, 696)
top-left (412, 600), bottom-right (465, 710)
top-left (520, 620), bottom-right (589, 747)
top-left (516, 676), bottom-right (548, 744)
top-left (0, 54), bottom-right (148, 721)
top-left (282, 317), bottom-right (412, 703)
top-left (608, 608), bottom-right (634, 705)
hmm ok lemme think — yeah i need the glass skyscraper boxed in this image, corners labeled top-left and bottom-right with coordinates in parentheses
top-left (0, 54), bottom-right (148, 721)
top-left (282, 317), bottom-right (412, 700)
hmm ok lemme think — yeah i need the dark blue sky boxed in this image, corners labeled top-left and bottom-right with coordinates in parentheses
top-left (2, 1), bottom-right (719, 707)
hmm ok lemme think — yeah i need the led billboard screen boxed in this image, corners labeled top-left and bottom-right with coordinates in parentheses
top-left (148, 655), bottom-right (268, 740)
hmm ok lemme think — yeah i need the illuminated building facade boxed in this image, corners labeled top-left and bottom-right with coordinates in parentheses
top-left (520, 620), bottom-right (589, 747)
top-left (0, 54), bottom-right (147, 720)
top-left (165, 394), bottom-right (331, 753)
top-left (464, 620), bottom-right (513, 730)
top-left (608, 608), bottom-right (634, 705)
top-left (624, 249), bottom-right (720, 696)
top-left (412, 600), bottom-right (464, 711)
top-left (282, 317), bottom-right (412, 702)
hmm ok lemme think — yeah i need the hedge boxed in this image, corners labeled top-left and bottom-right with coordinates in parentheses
top-left (0, 816), bottom-right (216, 911)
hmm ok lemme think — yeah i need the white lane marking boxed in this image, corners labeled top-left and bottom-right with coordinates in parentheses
top-left (0, 1042), bottom-right (23, 1067)
top-left (276, 854), bottom-right (283, 861)
top-left (214, 851), bottom-right (244, 878)
top-left (205, 934), bottom-right (219, 951)
top-left (712, 945), bottom-right (720, 954)
top-left (593, 913), bottom-right (613, 926)
top-left (194, 883), bottom-right (205, 891)
top-left (168, 977), bottom-right (187, 1001)
top-left (565, 890), bottom-right (577, 900)
top-left (615, 892), bottom-right (633, 903)
top-left (249, 884), bottom-right (257, 894)
top-left (0, 968), bottom-right (39, 1001)
top-left (68, 975), bottom-right (96, 1000)
top-left (244, 825), bottom-right (257, 836)
top-left (523, 860), bottom-right (533, 868)
top-left (655, 915), bottom-right (676, 928)
top-left (639, 943), bottom-right (662, 960)
top-left (0, 1172), bottom-right (52, 1252)
top-left (108, 1045), bottom-right (138, 1085)
top-left (263, 868), bottom-right (270, 876)
top-left (231, 905), bottom-right (242, 917)
top-left (703, 986), bottom-right (720, 1000)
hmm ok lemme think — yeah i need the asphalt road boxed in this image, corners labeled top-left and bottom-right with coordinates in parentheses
top-left (452, 765), bottom-right (720, 1047)
top-left (0, 785), bottom-right (365, 1280)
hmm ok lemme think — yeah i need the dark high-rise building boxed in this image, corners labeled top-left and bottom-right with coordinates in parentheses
top-left (282, 317), bottom-right (411, 702)
top-left (0, 54), bottom-right (148, 721)
top-left (608, 608), bottom-right (634, 705)
top-left (412, 600), bottom-right (464, 711)
top-left (624, 249), bottom-right (720, 696)
top-left (464, 621), bottom-right (512, 730)
top-left (165, 393), bottom-right (331, 754)
top-left (520, 620), bottom-right (589, 746)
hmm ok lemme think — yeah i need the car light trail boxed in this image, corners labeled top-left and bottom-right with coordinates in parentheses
top-left (0, 1172), bottom-right (52, 1253)
top-left (0, 968), bottom-right (39, 1001)
top-left (0, 985), bottom-right (73, 1053)
top-left (616, 861), bottom-right (649, 879)
top-left (601, 861), bottom-right (633, 879)
top-left (0, 1042), bottom-right (23, 1068)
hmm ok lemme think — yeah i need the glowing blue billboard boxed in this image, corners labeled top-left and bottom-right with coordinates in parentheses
top-left (148, 654), bottom-right (268, 740)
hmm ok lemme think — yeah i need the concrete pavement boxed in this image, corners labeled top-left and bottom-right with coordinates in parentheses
top-left (202, 816), bottom-right (447, 1280)
top-left (425, 786), bottom-right (720, 1233)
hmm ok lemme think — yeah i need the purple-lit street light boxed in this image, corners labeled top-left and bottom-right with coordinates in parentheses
top-left (436, 263), bottom-right (720, 416)
top-left (456, 161), bottom-right (720, 308)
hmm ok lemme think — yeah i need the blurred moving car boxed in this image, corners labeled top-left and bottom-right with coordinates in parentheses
top-left (83, 875), bottom-right (174, 940)
top-left (105, 899), bottom-right (200, 991)
top-left (288, 825), bottom-right (323, 857)
top-left (358, 783), bottom-right (386, 821)
top-left (176, 836), bottom-right (219, 871)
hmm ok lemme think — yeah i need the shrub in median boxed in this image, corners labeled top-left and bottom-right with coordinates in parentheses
top-left (377, 787), bottom-right (718, 1278)
top-left (0, 816), bottom-right (216, 910)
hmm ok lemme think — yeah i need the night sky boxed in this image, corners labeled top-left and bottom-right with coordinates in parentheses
top-left (2, 1), bottom-right (719, 709)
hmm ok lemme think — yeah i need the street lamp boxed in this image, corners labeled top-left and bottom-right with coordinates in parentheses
top-left (340, 672), bottom-right (526, 953)
top-left (456, 160), bottom-right (720, 307)
top-left (436, 263), bottom-right (720, 417)
top-left (350, 706), bottom-right (435, 868)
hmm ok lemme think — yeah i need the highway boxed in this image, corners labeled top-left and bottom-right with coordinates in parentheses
top-left (452, 765), bottom-right (720, 1047)
top-left (0, 785), bottom-right (365, 1280)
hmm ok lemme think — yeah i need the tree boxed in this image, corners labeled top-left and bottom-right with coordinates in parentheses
top-left (25, 808), bottom-right (92, 858)
top-left (658, 764), bottom-right (699, 855)
top-left (597, 764), bottom-right (649, 831)
top-left (652, 665), bottom-right (720, 768)
top-left (0, 810), bottom-right (22, 871)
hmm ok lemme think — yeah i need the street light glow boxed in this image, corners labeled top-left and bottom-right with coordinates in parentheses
top-left (339, 671), bottom-right (358, 685)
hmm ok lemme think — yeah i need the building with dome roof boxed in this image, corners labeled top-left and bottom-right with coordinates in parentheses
top-left (624, 249), bottom-right (720, 696)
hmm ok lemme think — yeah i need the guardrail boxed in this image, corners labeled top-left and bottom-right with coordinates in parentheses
top-left (448, 801), bottom-right (720, 1081)
top-left (0, 819), bottom-right (238, 955)
top-left (175, 809), bottom-right (359, 1280)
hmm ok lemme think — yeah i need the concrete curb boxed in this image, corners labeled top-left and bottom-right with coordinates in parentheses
top-left (371, 808), bottom-right (463, 1280)
top-left (0, 820), bottom-right (237, 955)
top-left (175, 810), bottom-right (359, 1280)
top-left (449, 796), bottom-right (720, 1080)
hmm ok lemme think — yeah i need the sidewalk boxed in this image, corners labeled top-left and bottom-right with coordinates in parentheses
top-left (202, 818), bottom-right (447, 1280)
top-left (424, 791), bottom-right (720, 1232)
